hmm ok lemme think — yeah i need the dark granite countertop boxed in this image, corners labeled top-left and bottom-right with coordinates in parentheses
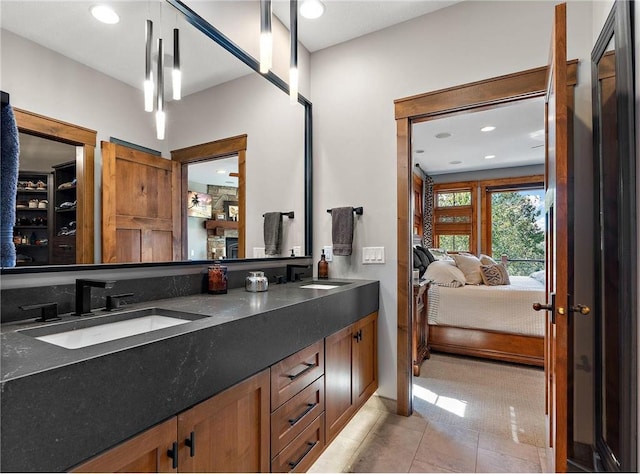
top-left (1, 278), bottom-right (379, 472)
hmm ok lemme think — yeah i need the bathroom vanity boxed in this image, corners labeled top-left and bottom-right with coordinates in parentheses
top-left (1, 275), bottom-right (379, 472)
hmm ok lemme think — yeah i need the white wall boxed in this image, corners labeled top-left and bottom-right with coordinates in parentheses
top-left (310, 0), bottom-right (595, 424)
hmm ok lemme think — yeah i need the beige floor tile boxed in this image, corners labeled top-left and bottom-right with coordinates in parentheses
top-left (338, 406), bottom-right (384, 443)
top-left (413, 421), bottom-right (479, 472)
top-left (537, 447), bottom-right (550, 473)
top-left (373, 410), bottom-right (428, 434)
top-left (365, 394), bottom-right (397, 413)
top-left (348, 424), bottom-right (423, 472)
top-left (409, 459), bottom-right (458, 473)
top-left (476, 447), bottom-right (542, 473)
top-left (308, 435), bottom-right (361, 473)
top-left (478, 431), bottom-right (540, 463)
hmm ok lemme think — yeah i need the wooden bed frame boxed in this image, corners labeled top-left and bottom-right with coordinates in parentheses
top-left (427, 324), bottom-right (544, 367)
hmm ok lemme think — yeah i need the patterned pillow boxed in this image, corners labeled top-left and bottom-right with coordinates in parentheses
top-left (480, 263), bottom-right (511, 286)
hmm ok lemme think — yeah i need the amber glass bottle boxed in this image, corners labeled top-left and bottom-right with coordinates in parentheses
top-left (318, 250), bottom-right (329, 279)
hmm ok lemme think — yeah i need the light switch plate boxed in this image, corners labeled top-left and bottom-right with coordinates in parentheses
top-left (362, 246), bottom-right (385, 264)
top-left (292, 246), bottom-right (302, 257)
top-left (323, 246), bottom-right (333, 261)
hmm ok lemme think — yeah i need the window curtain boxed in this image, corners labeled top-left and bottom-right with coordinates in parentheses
top-left (423, 175), bottom-right (434, 247)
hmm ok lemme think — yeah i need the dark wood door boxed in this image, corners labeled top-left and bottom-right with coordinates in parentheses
top-left (102, 141), bottom-right (181, 263)
top-left (536, 4), bottom-right (574, 471)
top-left (177, 369), bottom-right (270, 473)
top-left (324, 324), bottom-right (356, 443)
top-left (70, 417), bottom-right (178, 473)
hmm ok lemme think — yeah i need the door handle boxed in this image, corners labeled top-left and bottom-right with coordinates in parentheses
top-left (532, 303), bottom-right (553, 312)
top-left (570, 304), bottom-right (590, 315)
top-left (533, 293), bottom-right (556, 323)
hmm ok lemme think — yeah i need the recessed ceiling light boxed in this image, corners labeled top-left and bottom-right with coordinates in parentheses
top-left (449, 160), bottom-right (462, 165)
top-left (300, 0), bottom-right (325, 19)
top-left (484, 155), bottom-right (496, 160)
top-left (481, 126), bottom-right (496, 132)
top-left (216, 169), bottom-right (226, 174)
top-left (435, 132), bottom-right (452, 139)
top-left (91, 5), bottom-right (119, 24)
top-left (415, 149), bottom-right (425, 154)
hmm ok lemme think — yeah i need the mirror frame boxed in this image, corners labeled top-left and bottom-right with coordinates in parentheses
top-left (1, 0), bottom-right (312, 273)
top-left (591, 0), bottom-right (637, 471)
top-left (167, 0), bottom-right (313, 255)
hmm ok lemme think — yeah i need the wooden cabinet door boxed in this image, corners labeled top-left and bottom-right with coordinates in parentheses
top-left (324, 324), bottom-right (356, 443)
top-left (70, 417), bottom-right (178, 473)
top-left (101, 141), bottom-right (181, 263)
top-left (177, 369), bottom-right (270, 473)
top-left (353, 311), bottom-right (378, 407)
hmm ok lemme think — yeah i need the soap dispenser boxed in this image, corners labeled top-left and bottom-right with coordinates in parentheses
top-left (318, 249), bottom-right (329, 279)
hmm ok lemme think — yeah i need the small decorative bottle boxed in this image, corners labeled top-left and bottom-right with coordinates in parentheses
top-left (208, 264), bottom-right (228, 294)
top-left (318, 249), bottom-right (329, 280)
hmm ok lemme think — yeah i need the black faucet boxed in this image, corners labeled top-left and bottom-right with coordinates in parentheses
top-left (75, 279), bottom-right (116, 315)
top-left (286, 264), bottom-right (312, 282)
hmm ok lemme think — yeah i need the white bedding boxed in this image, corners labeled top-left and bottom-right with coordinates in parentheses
top-left (427, 276), bottom-right (545, 337)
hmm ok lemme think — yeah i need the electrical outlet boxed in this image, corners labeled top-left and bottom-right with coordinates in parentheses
top-left (362, 246), bottom-right (385, 264)
top-left (323, 246), bottom-right (333, 261)
top-left (253, 247), bottom-right (266, 258)
top-left (293, 246), bottom-right (302, 256)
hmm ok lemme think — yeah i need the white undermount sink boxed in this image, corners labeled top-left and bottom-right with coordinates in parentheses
top-left (300, 284), bottom-right (341, 289)
top-left (21, 308), bottom-right (203, 349)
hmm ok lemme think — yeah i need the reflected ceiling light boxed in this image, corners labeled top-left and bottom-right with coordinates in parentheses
top-left (216, 169), bottom-right (226, 174)
top-left (300, 0), bottom-right (325, 19)
top-left (260, 0), bottom-right (273, 74)
top-left (289, 0), bottom-right (298, 104)
top-left (484, 154), bottom-right (496, 160)
top-left (435, 132), bottom-right (452, 139)
top-left (91, 5), bottom-right (119, 24)
top-left (155, 38), bottom-right (165, 140)
top-left (481, 126), bottom-right (496, 132)
top-left (144, 20), bottom-right (154, 112)
top-left (449, 160), bottom-right (462, 165)
top-left (172, 28), bottom-right (181, 101)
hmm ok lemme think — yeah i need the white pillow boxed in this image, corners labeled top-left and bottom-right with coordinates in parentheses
top-left (530, 270), bottom-right (545, 285)
top-left (425, 261), bottom-right (466, 287)
top-left (427, 248), bottom-right (454, 261)
top-left (452, 253), bottom-right (483, 285)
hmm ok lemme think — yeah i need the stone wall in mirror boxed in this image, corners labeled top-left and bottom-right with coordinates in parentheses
top-left (0, 0), bottom-right (307, 269)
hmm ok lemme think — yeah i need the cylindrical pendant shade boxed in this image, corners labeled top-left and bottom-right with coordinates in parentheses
top-left (172, 28), bottom-right (181, 101)
top-left (156, 38), bottom-right (165, 140)
top-left (144, 19), bottom-right (154, 112)
top-left (289, 0), bottom-right (298, 103)
top-left (260, 0), bottom-right (272, 73)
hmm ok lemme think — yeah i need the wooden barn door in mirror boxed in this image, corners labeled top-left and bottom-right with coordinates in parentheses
top-left (101, 141), bottom-right (181, 263)
top-left (14, 109), bottom-right (96, 264)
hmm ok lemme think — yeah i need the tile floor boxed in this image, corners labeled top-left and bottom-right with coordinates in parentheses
top-left (309, 355), bottom-right (548, 473)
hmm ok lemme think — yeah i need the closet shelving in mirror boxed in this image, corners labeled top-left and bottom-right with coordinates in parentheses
top-left (51, 161), bottom-right (77, 265)
top-left (14, 171), bottom-right (52, 266)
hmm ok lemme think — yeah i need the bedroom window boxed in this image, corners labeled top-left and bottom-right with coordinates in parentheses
top-left (433, 182), bottom-right (475, 253)
top-left (480, 176), bottom-right (544, 276)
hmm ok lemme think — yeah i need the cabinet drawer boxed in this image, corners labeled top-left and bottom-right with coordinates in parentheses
top-left (271, 376), bottom-right (324, 456)
top-left (271, 414), bottom-right (325, 473)
top-left (51, 236), bottom-right (76, 264)
top-left (271, 340), bottom-right (324, 410)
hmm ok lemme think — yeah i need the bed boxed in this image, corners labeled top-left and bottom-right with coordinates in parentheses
top-left (426, 274), bottom-right (546, 366)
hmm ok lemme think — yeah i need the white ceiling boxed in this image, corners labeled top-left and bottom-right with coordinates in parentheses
top-left (412, 97), bottom-right (546, 175)
top-left (189, 156), bottom-right (238, 187)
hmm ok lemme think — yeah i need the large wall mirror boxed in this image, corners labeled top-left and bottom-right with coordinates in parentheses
top-left (591, 0), bottom-right (636, 471)
top-left (1, 0), bottom-right (311, 269)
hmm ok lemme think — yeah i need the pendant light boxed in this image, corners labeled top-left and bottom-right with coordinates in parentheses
top-left (289, 0), bottom-right (298, 104)
top-left (172, 28), bottom-right (181, 101)
top-left (155, 38), bottom-right (165, 140)
top-left (144, 19), bottom-right (154, 112)
top-left (260, 0), bottom-right (272, 74)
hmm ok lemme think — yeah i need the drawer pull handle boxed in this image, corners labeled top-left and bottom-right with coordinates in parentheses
top-left (288, 403), bottom-right (317, 426)
top-left (167, 441), bottom-right (178, 469)
top-left (58, 244), bottom-right (72, 249)
top-left (286, 362), bottom-right (315, 381)
top-left (185, 431), bottom-right (196, 457)
top-left (288, 441), bottom-right (318, 470)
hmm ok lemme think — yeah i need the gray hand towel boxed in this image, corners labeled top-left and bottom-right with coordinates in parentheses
top-left (263, 212), bottom-right (283, 256)
top-left (331, 207), bottom-right (354, 256)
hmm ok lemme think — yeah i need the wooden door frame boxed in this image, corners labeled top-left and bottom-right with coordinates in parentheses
top-left (13, 108), bottom-right (96, 264)
top-left (170, 135), bottom-right (247, 259)
top-left (394, 63), bottom-right (577, 416)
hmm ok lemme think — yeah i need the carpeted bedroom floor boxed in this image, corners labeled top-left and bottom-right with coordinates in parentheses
top-left (309, 353), bottom-right (547, 473)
